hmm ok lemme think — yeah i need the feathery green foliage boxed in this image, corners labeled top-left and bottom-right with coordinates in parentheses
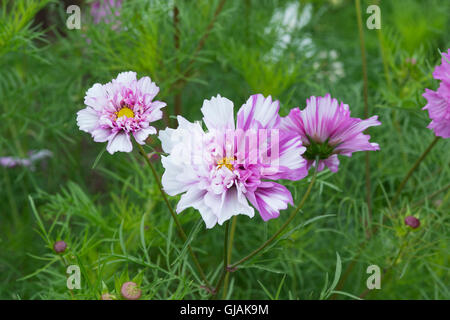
top-left (0, 0), bottom-right (449, 300)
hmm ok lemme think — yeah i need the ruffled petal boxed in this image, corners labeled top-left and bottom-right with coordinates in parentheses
top-left (201, 95), bottom-right (235, 131)
top-left (247, 182), bottom-right (293, 221)
top-left (106, 132), bottom-right (132, 154)
top-left (115, 71), bottom-right (137, 85)
top-left (237, 94), bottom-right (280, 130)
top-left (92, 127), bottom-right (113, 142)
top-left (133, 127), bottom-right (156, 145)
top-left (432, 49), bottom-right (450, 84)
top-left (84, 83), bottom-right (109, 111)
top-left (216, 187), bottom-right (254, 225)
top-left (77, 107), bottom-right (99, 133)
top-left (160, 155), bottom-right (200, 196)
top-left (137, 76), bottom-right (159, 99)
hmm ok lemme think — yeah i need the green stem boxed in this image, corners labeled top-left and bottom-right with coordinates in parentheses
top-left (136, 143), bottom-right (211, 289)
top-left (212, 220), bottom-right (230, 298)
top-left (392, 136), bottom-right (440, 205)
top-left (355, 0), bottom-right (372, 235)
top-left (229, 165), bottom-right (318, 270)
top-left (222, 215), bottom-right (237, 299)
top-left (166, 0), bottom-right (227, 127)
top-left (173, 1), bottom-right (182, 124)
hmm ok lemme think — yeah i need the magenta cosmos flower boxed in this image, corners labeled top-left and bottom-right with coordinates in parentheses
top-left (281, 94), bottom-right (381, 172)
top-left (422, 49), bottom-right (450, 138)
top-left (159, 94), bottom-right (308, 228)
top-left (77, 71), bottom-right (166, 154)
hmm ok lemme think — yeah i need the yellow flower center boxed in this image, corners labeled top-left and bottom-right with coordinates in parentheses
top-left (217, 157), bottom-right (234, 171)
top-left (116, 107), bottom-right (135, 119)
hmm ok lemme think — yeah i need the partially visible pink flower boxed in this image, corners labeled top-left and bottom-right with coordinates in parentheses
top-left (281, 94), bottom-right (381, 173)
top-left (432, 49), bottom-right (450, 82)
top-left (159, 94), bottom-right (308, 228)
top-left (422, 49), bottom-right (450, 139)
top-left (77, 71), bottom-right (166, 154)
top-left (0, 156), bottom-right (30, 168)
top-left (90, 0), bottom-right (122, 26)
top-left (0, 149), bottom-right (52, 169)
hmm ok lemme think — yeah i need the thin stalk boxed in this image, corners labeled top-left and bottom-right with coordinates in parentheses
top-left (229, 165), bottom-right (318, 270)
top-left (173, 1), bottom-right (182, 124)
top-left (166, 0), bottom-right (227, 127)
top-left (182, 0), bottom-right (227, 76)
top-left (222, 215), bottom-right (237, 299)
top-left (212, 220), bottom-right (230, 298)
top-left (374, 0), bottom-right (391, 90)
top-left (355, 0), bottom-right (372, 235)
top-left (392, 136), bottom-right (440, 205)
top-left (136, 143), bottom-right (211, 289)
top-left (355, 0), bottom-right (369, 118)
top-left (224, 221), bottom-right (230, 272)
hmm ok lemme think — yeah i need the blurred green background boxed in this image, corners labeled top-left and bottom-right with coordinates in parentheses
top-left (0, 0), bottom-right (449, 299)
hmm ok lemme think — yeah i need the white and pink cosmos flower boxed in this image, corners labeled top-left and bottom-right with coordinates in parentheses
top-left (423, 49), bottom-right (450, 139)
top-left (77, 72), bottom-right (166, 154)
top-left (281, 94), bottom-right (381, 172)
top-left (159, 94), bottom-right (308, 228)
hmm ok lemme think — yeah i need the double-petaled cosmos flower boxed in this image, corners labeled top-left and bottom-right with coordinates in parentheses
top-left (77, 71), bottom-right (166, 154)
top-left (159, 94), bottom-right (308, 228)
top-left (423, 49), bottom-right (450, 139)
top-left (281, 94), bottom-right (381, 172)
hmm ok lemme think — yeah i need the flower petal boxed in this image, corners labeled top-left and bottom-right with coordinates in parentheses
top-left (106, 132), bottom-right (132, 154)
top-left (115, 71), bottom-right (137, 85)
top-left (247, 182), bottom-right (293, 221)
top-left (84, 83), bottom-right (109, 111)
top-left (237, 94), bottom-right (280, 130)
top-left (92, 127), bottom-right (113, 142)
top-left (201, 95), bottom-right (235, 131)
top-left (137, 76), bottom-right (159, 99)
top-left (77, 107), bottom-right (99, 133)
top-left (133, 127), bottom-right (156, 145)
top-left (176, 187), bottom-right (218, 229)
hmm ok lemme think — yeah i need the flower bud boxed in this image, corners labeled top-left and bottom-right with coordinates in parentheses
top-left (101, 293), bottom-right (114, 300)
top-left (53, 240), bottom-right (67, 253)
top-left (404, 216), bottom-right (420, 229)
top-left (120, 281), bottom-right (141, 300)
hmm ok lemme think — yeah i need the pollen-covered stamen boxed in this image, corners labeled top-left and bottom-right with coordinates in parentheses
top-left (116, 106), bottom-right (135, 119)
top-left (216, 157), bottom-right (235, 171)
